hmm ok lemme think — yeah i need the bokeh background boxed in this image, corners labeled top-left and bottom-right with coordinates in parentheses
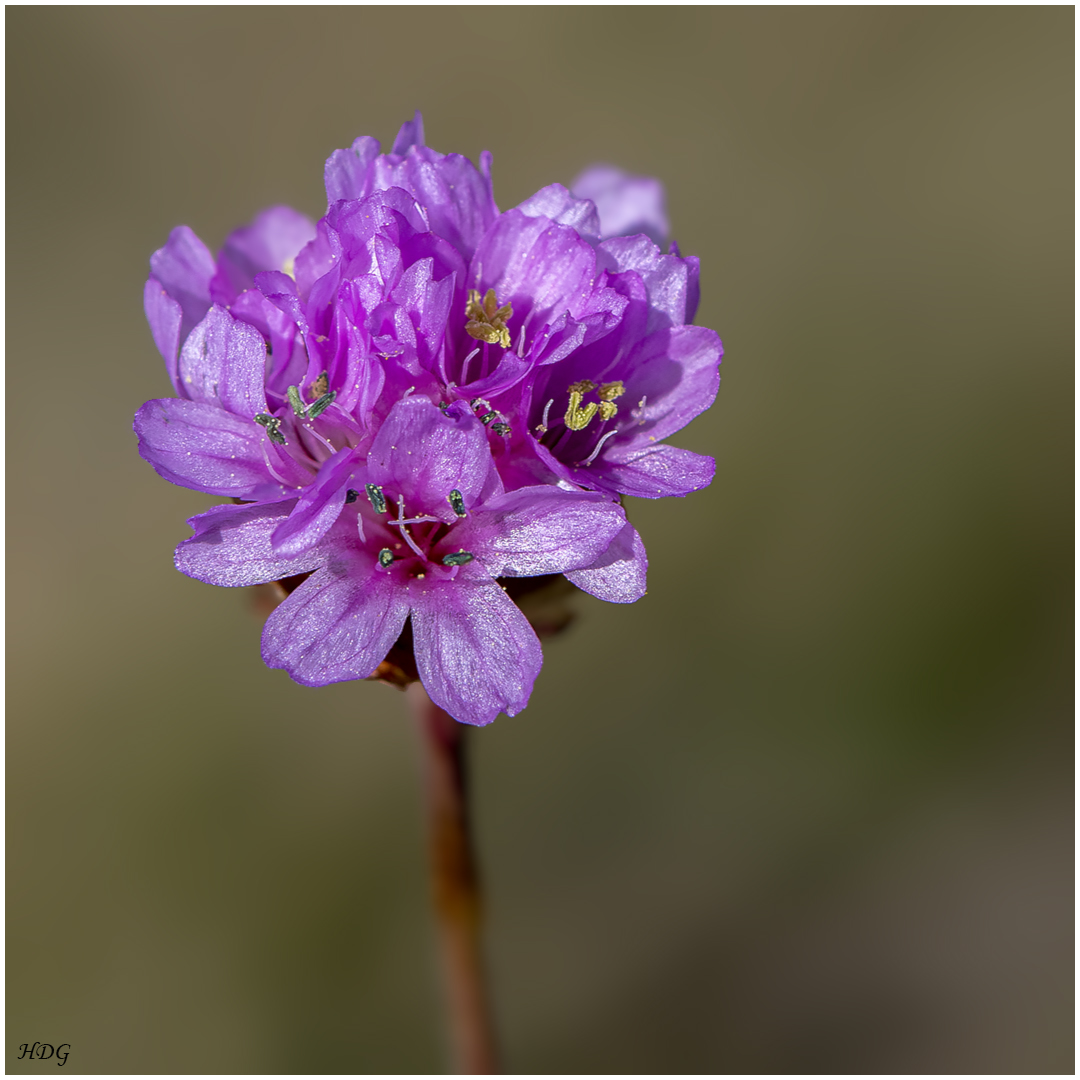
top-left (7, 7), bottom-right (1073, 1074)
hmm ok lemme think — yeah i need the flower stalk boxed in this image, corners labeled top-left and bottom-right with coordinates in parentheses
top-left (410, 683), bottom-right (500, 1074)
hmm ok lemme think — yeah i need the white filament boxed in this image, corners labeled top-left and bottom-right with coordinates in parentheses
top-left (460, 346), bottom-right (481, 385)
top-left (580, 428), bottom-right (618, 467)
top-left (390, 496), bottom-right (434, 559)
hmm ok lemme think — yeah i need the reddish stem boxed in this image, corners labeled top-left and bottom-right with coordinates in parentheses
top-left (409, 683), bottom-right (500, 1074)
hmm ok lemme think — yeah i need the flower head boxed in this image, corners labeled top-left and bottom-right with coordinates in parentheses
top-left (136, 114), bottom-right (723, 723)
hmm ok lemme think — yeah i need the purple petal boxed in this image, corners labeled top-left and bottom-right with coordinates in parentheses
top-left (410, 578), bottom-right (542, 726)
top-left (457, 351), bottom-right (533, 398)
top-left (148, 225), bottom-right (215, 343)
top-left (176, 306), bottom-right (269, 419)
top-left (531, 270), bottom-right (649, 390)
top-left (210, 206), bottom-right (316, 306)
top-left (144, 276), bottom-right (184, 391)
top-left (175, 499), bottom-right (324, 587)
top-left (325, 189), bottom-right (404, 254)
top-left (133, 398), bottom-right (289, 499)
top-left (598, 235), bottom-right (700, 332)
top-left (514, 183), bottom-right (600, 240)
top-left (389, 257), bottom-right (457, 373)
top-left (271, 447), bottom-right (359, 557)
top-left (324, 135), bottom-right (382, 203)
top-left (262, 554), bottom-right (410, 687)
top-left (415, 152), bottom-right (499, 258)
top-left (455, 487), bottom-right (626, 578)
top-left (571, 166), bottom-right (669, 245)
top-left (366, 397), bottom-right (500, 511)
top-left (612, 325), bottom-right (722, 448)
top-left (228, 288), bottom-right (306, 398)
top-left (293, 217), bottom-right (343, 296)
top-left (255, 270), bottom-right (305, 324)
top-left (369, 151), bottom-right (498, 261)
top-left (673, 245), bottom-right (701, 324)
top-left (469, 210), bottom-right (604, 337)
top-left (565, 521), bottom-right (647, 603)
top-left (599, 444), bottom-right (715, 498)
top-left (523, 310), bottom-right (589, 369)
top-left (391, 111), bottom-right (425, 155)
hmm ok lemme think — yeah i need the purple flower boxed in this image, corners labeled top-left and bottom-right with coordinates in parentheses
top-left (571, 165), bottom-right (670, 245)
top-left (323, 110), bottom-right (497, 263)
top-left (305, 121), bottom-right (721, 505)
top-left (446, 197), bottom-right (718, 504)
top-left (135, 113), bottom-right (723, 723)
top-left (145, 206), bottom-right (316, 396)
top-left (174, 397), bottom-right (626, 725)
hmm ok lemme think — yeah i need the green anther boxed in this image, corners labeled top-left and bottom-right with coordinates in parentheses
top-left (365, 484), bottom-right (387, 514)
top-left (307, 391), bottom-right (337, 419)
top-left (447, 489), bottom-right (467, 517)
top-left (442, 551), bottom-right (475, 566)
top-left (287, 385), bottom-right (306, 418)
top-left (479, 411), bottom-right (497, 425)
top-left (378, 548), bottom-right (395, 568)
top-left (490, 422), bottom-right (511, 437)
top-left (254, 413), bottom-right (287, 445)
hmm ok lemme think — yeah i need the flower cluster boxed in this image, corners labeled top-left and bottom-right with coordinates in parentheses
top-left (135, 114), bottom-right (722, 725)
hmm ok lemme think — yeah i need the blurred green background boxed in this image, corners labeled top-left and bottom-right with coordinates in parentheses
top-left (7, 7), bottom-right (1072, 1074)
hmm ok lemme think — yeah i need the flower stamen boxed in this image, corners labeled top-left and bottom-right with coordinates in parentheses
top-left (308, 391), bottom-right (337, 419)
top-left (465, 288), bottom-right (512, 349)
top-left (254, 413), bottom-right (287, 445)
top-left (564, 380), bottom-right (599, 432)
top-left (579, 428), bottom-right (619, 466)
top-left (390, 496), bottom-right (439, 559)
top-left (365, 483), bottom-right (387, 514)
top-left (288, 383), bottom-right (337, 421)
top-left (447, 489), bottom-right (467, 518)
top-left (596, 381), bottom-right (625, 422)
top-left (536, 398), bottom-right (555, 435)
top-left (442, 551), bottom-right (474, 566)
top-left (460, 346), bottom-right (481, 385)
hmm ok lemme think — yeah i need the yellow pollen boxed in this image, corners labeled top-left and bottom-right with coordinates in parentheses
top-left (597, 381), bottom-right (625, 402)
top-left (598, 401), bottom-right (618, 421)
top-left (564, 388), bottom-right (599, 431)
top-left (465, 288), bottom-right (513, 349)
top-left (567, 379), bottom-right (596, 395)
